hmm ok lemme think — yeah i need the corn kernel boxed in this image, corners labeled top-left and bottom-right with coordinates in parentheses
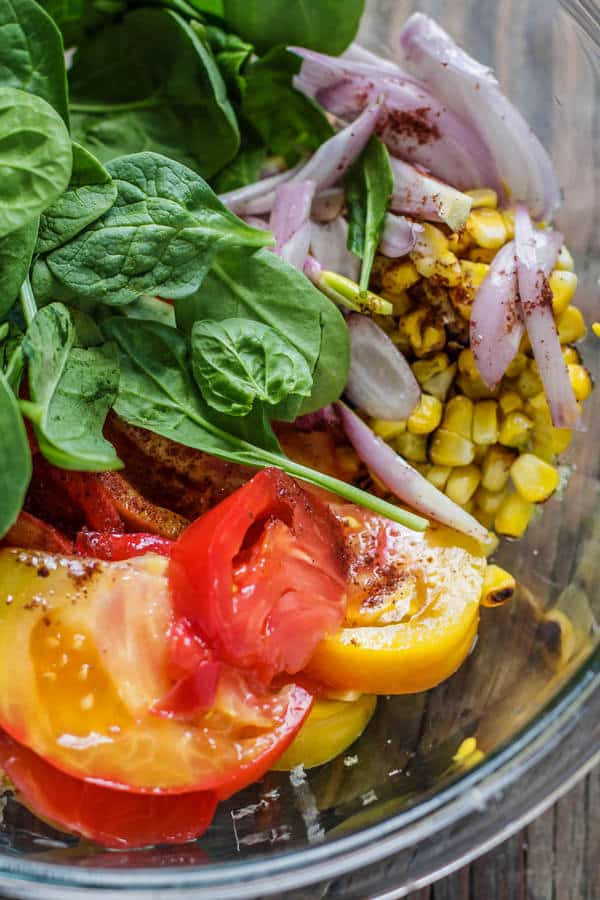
top-left (475, 508), bottom-right (495, 530)
top-left (501, 208), bottom-right (515, 239)
top-left (465, 188), bottom-right (498, 209)
top-left (408, 394), bottom-right (443, 435)
top-left (447, 230), bottom-right (473, 255)
top-left (380, 290), bottom-right (413, 316)
top-left (567, 363), bottom-right (593, 401)
top-left (422, 363), bottom-right (457, 401)
top-left (499, 391), bottom-right (523, 415)
top-left (552, 427), bottom-right (573, 455)
top-left (498, 410), bottom-right (533, 448)
top-left (381, 260), bottom-right (420, 294)
top-left (562, 346), bottom-right (580, 365)
top-left (472, 400), bottom-right (499, 445)
top-left (370, 419), bottom-right (407, 441)
top-left (504, 352), bottom-right (528, 378)
top-left (427, 465), bottom-right (451, 491)
top-left (455, 372), bottom-right (495, 400)
top-left (412, 225), bottom-right (462, 284)
top-left (412, 353), bottom-right (449, 386)
top-left (481, 565), bottom-right (516, 607)
top-left (398, 307), bottom-right (426, 349)
top-left (466, 208), bottom-right (507, 249)
top-left (481, 445), bottom-right (517, 491)
top-left (466, 247), bottom-right (497, 264)
top-left (442, 395), bottom-right (473, 438)
top-left (475, 485), bottom-right (508, 516)
top-left (510, 453), bottom-right (559, 502)
top-left (495, 492), bottom-right (534, 537)
top-left (556, 245), bottom-right (575, 272)
top-left (430, 429), bottom-right (475, 466)
top-left (593, 322), bottom-right (600, 338)
top-left (458, 348), bottom-right (477, 377)
top-left (420, 323), bottom-right (446, 356)
top-left (525, 392), bottom-right (552, 426)
top-left (549, 270), bottom-right (577, 316)
top-left (516, 365), bottom-right (543, 399)
top-left (557, 306), bottom-right (586, 344)
top-left (396, 431), bottom-right (428, 463)
top-left (445, 464), bottom-right (481, 505)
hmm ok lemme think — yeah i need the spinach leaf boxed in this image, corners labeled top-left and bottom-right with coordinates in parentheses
top-left (21, 302), bottom-right (122, 471)
top-left (69, 8), bottom-right (240, 178)
top-left (345, 137), bottom-right (394, 293)
top-left (0, 369), bottom-right (31, 537)
top-left (191, 317), bottom-right (312, 416)
top-left (241, 47), bottom-right (333, 161)
top-left (38, 0), bottom-right (85, 48)
top-left (30, 257), bottom-right (78, 308)
top-left (0, 218), bottom-right (38, 319)
top-left (175, 247), bottom-right (349, 416)
top-left (203, 23), bottom-right (252, 97)
top-left (0, 0), bottom-right (69, 124)
top-left (46, 151), bottom-right (273, 306)
top-left (212, 144), bottom-right (266, 193)
top-left (0, 321), bottom-right (24, 393)
top-left (222, 0), bottom-right (365, 55)
top-left (0, 87), bottom-right (72, 239)
top-left (37, 143), bottom-right (117, 254)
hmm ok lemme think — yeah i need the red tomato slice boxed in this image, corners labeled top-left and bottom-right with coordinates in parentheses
top-left (0, 549), bottom-right (312, 799)
top-left (75, 531), bottom-right (173, 561)
top-left (169, 468), bottom-right (347, 682)
top-left (0, 731), bottom-right (217, 849)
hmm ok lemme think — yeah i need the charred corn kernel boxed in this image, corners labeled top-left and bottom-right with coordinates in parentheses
top-left (481, 445), bottom-right (517, 491)
top-left (481, 565), bottom-right (516, 607)
top-left (442, 395), bottom-right (473, 438)
top-left (557, 306), bottom-right (586, 344)
top-left (472, 400), bottom-right (499, 445)
top-left (445, 464), bottom-right (481, 505)
top-left (372, 313), bottom-right (396, 335)
top-left (396, 431), bottom-right (428, 463)
top-left (567, 363), bottom-right (593, 401)
top-left (412, 353), bottom-right (449, 386)
top-left (504, 352), bottom-right (528, 378)
top-left (460, 260), bottom-right (490, 291)
top-left (495, 492), bottom-right (535, 537)
top-left (465, 188), bottom-right (498, 209)
top-left (475, 485), bottom-right (508, 516)
top-left (501, 208), bottom-right (515, 239)
top-left (412, 225), bottom-right (462, 285)
top-left (516, 365), bottom-right (543, 399)
top-left (381, 260), bottom-right (420, 294)
top-left (447, 229), bottom-right (473, 255)
top-left (412, 222), bottom-right (448, 257)
top-left (455, 372), bottom-right (495, 400)
top-left (467, 246), bottom-right (497, 264)
top-left (430, 429), bottom-right (475, 467)
top-left (420, 323), bottom-right (446, 356)
top-left (381, 290), bottom-right (413, 316)
top-left (427, 465), bottom-right (451, 490)
top-left (593, 322), bottom-right (600, 338)
top-left (398, 307), bottom-right (426, 349)
top-left (371, 418), bottom-right (406, 441)
top-left (499, 391), bottom-right (523, 415)
top-left (423, 363), bottom-right (458, 401)
top-left (498, 411), bottom-right (533, 448)
top-left (510, 453), bottom-right (559, 503)
top-left (466, 208), bottom-right (507, 249)
top-left (408, 394), bottom-right (443, 435)
top-left (549, 270), bottom-right (578, 316)
top-left (556, 245), bottom-right (575, 272)
top-left (562, 346), bottom-right (580, 365)
top-left (458, 348), bottom-right (478, 378)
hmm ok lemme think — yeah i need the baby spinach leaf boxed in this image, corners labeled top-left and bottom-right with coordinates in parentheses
top-left (0, 322), bottom-right (24, 394)
top-left (38, 0), bottom-right (85, 49)
top-left (69, 8), bottom-right (239, 178)
top-left (0, 88), bottom-right (72, 240)
top-left (0, 218), bottom-right (38, 319)
top-left (37, 143), bottom-right (117, 254)
top-left (241, 47), bottom-right (333, 161)
top-left (222, 0), bottom-right (365, 55)
top-left (345, 137), bottom-right (394, 293)
top-left (191, 318), bottom-right (312, 416)
top-left (21, 302), bottom-right (122, 471)
top-left (0, 369), bottom-right (31, 538)
top-left (0, 0), bottom-right (69, 124)
top-left (175, 247), bottom-right (349, 416)
top-left (203, 23), bottom-right (252, 97)
top-left (46, 151), bottom-right (273, 306)
top-left (212, 144), bottom-right (266, 193)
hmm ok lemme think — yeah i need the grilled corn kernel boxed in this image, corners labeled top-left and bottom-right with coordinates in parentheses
top-left (371, 419), bottom-right (407, 441)
top-left (420, 323), bottom-right (446, 356)
top-left (562, 346), bottom-right (580, 365)
top-left (430, 429), bottom-right (475, 467)
top-left (498, 411), bottom-right (533, 448)
top-left (412, 225), bottom-right (462, 285)
top-left (467, 246), bottom-right (498, 264)
top-left (396, 431), bottom-right (428, 463)
top-left (445, 464), bottom-right (481, 505)
top-left (504, 352), bottom-right (528, 378)
top-left (567, 363), bottom-right (592, 401)
top-left (556, 245), bottom-right (575, 272)
top-left (460, 260), bottom-right (490, 292)
top-left (557, 306), bottom-right (586, 344)
top-left (473, 443), bottom-right (487, 463)
top-left (427, 465), bottom-right (452, 491)
top-left (481, 565), bottom-right (516, 607)
top-left (412, 353), bottom-right (449, 386)
top-left (481, 445), bottom-right (517, 492)
top-left (381, 260), bottom-right (420, 294)
top-left (465, 188), bottom-right (498, 209)
top-left (458, 348), bottom-right (477, 378)
top-left (549, 270), bottom-right (578, 316)
top-left (475, 485), bottom-right (508, 516)
top-left (510, 453), bottom-right (559, 503)
top-left (472, 400), bottom-right (499, 446)
top-left (499, 391), bottom-right (523, 415)
top-left (423, 363), bottom-right (458, 401)
top-left (442, 395), bottom-right (473, 438)
top-left (408, 394), bottom-right (443, 435)
top-left (501, 208), bottom-right (515, 239)
top-left (466, 208), bottom-right (507, 249)
top-left (381, 290), bottom-right (413, 316)
top-left (495, 492), bottom-right (535, 537)
top-left (516, 365), bottom-right (543, 399)
top-left (447, 229), bottom-right (473, 255)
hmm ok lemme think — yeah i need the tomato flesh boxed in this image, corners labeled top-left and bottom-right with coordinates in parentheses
top-left (75, 530), bottom-right (173, 560)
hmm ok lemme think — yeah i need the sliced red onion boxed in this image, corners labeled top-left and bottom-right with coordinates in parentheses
top-left (337, 402), bottom-right (490, 543)
top-left (310, 217), bottom-right (360, 280)
top-left (379, 212), bottom-right (422, 258)
top-left (219, 162), bottom-right (304, 216)
top-left (342, 43), bottom-right (409, 77)
top-left (390, 157), bottom-right (473, 232)
top-left (294, 405), bottom-right (339, 431)
top-left (242, 215), bottom-right (270, 230)
top-left (399, 13), bottom-right (561, 220)
top-left (345, 314), bottom-right (420, 420)
top-left (311, 187), bottom-right (345, 222)
top-left (514, 205), bottom-right (579, 428)
top-left (270, 180), bottom-right (315, 271)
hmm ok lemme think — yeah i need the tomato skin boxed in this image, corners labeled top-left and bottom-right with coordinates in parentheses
top-left (169, 468), bottom-right (347, 683)
top-left (0, 731), bottom-right (217, 849)
top-left (75, 531), bottom-right (173, 561)
top-left (43, 468), bottom-right (123, 532)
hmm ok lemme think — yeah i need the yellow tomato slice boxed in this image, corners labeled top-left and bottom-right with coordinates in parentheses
top-left (272, 694), bottom-right (377, 771)
top-left (305, 515), bottom-right (486, 694)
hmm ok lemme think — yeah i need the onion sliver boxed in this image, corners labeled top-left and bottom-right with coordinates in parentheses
top-left (310, 218), bottom-right (360, 280)
top-left (390, 157), bottom-right (472, 232)
top-left (379, 212), bottom-right (423, 258)
top-left (270, 181), bottom-right (315, 270)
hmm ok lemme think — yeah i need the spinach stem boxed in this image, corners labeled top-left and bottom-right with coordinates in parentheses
top-left (19, 278), bottom-right (37, 327)
top-left (70, 98), bottom-right (163, 114)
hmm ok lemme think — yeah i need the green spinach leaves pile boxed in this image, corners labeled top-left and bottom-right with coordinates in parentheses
top-left (0, 0), bottom-right (426, 537)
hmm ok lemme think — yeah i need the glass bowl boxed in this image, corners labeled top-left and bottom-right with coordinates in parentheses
top-left (1, 1), bottom-right (599, 896)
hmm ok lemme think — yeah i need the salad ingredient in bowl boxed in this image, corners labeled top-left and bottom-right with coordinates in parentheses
top-left (0, 0), bottom-right (592, 854)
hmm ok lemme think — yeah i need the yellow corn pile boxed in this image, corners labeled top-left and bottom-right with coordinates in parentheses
top-left (368, 189), bottom-right (591, 539)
